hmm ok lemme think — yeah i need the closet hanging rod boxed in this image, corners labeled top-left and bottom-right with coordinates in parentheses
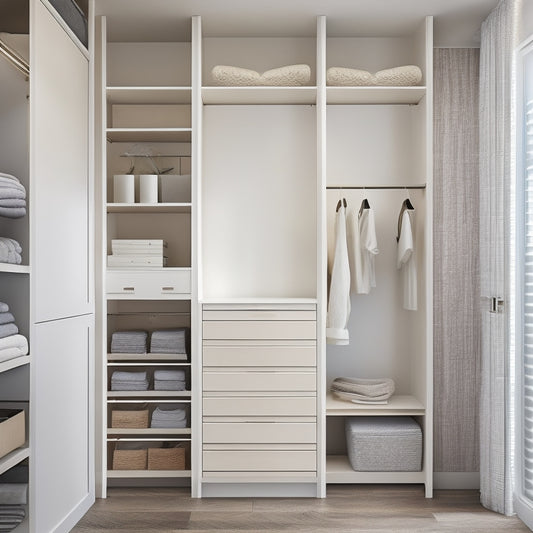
top-left (326, 185), bottom-right (426, 190)
top-left (0, 39), bottom-right (29, 77)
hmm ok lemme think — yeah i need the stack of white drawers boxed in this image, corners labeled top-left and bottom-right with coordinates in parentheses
top-left (202, 302), bottom-right (317, 481)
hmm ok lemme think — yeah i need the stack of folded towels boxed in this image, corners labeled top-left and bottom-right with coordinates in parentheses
top-left (150, 404), bottom-right (187, 428)
top-left (111, 371), bottom-right (149, 391)
top-left (111, 331), bottom-right (148, 354)
top-left (108, 239), bottom-right (168, 268)
top-left (154, 369), bottom-right (186, 391)
top-left (330, 377), bottom-right (395, 405)
top-left (150, 329), bottom-right (188, 356)
top-left (0, 302), bottom-right (28, 364)
top-left (0, 238), bottom-right (22, 265)
top-left (0, 173), bottom-right (26, 219)
top-left (0, 483), bottom-right (27, 532)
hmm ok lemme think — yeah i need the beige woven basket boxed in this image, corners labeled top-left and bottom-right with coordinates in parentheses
top-left (113, 449), bottom-right (147, 470)
top-left (111, 409), bottom-right (149, 428)
top-left (148, 446), bottom-right (185, 470)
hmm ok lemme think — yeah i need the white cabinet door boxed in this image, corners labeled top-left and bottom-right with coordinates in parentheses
top-left (31, 0), bottom-right (91, 322)
top-left (32, 314), bottom-right (94, 533)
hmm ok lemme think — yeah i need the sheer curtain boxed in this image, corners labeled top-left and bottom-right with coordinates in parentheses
top-left (479, 0), bottom-right (520, 515)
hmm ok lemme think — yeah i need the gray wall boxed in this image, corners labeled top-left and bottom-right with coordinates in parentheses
top-left (433, 48), bottom-right (481, 473)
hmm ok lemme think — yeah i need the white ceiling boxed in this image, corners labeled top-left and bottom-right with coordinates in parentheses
top-left (95, 0), bottom-right (498, 47)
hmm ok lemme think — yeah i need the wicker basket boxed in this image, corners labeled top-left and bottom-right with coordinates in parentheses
top-left (147, 446), bottom-right (185, 470)
top-left (111, 409), bottom-right (149, 429)
top-left (113, 448), bottom-right (147, 470)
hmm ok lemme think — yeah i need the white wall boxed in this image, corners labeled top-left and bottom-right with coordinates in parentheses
top-left (520, 1), bottom-right (533, 43)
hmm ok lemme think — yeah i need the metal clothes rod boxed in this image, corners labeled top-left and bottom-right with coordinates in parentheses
top-left (0, 39), bottom-right (29, 77)
top-left (326, 185), bottom-right (426, 190)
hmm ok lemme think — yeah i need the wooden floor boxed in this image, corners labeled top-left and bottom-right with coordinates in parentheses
top-left (72, 486), bottom-right (530, 532)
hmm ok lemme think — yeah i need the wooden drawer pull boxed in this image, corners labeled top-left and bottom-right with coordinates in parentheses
top-left (122, 287), bottom-right (135, 291)
top-left (161, 286), bottom-right (175, 291)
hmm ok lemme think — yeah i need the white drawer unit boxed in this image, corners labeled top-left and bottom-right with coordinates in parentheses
top-left (203, 450), bottom-right (317, 472)
top-left (203, 370), bottom-right (316, 392)
top-left (203, 396), bottom-right (316, 416)
top-left (106, 268), bottom-right (191, 299)
top-left (203, 422), bottom-right (316, 444)
top-left (203, 342), bottom-right (316, 367)
top-left (203, 320), bottom-right (316, 340)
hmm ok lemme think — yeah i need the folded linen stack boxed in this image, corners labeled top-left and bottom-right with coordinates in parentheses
top-left (150, 404), bottom-right (187, 428)
top-left (110, 330), bottom-right (148, 354)
top-left (108, 239), bottom-right (168, 268)
top-left (331, 377), bottom-right (395, 404)
top-left (0, 302), bottom-right (28, 364)
top-left (0, 238), bottom-right (22, 265)
top-left (111, 371), bottom-right (149, 391)
top-left (0, 173), bottom-right (26, 219)
top-left (150, 328), bottom-right (188, 355)
top-left (0, 482), bottom-right (27, 532)
top-left (153, 369), bottom-right (186, 391)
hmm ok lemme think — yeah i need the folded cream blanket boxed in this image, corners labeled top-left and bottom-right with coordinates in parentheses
top-left (212, 64), bottom-right (311, 86)
top-left (331, 377), bottom-right (395, 401)
top-left (327, 65), bottom-right (422, 87)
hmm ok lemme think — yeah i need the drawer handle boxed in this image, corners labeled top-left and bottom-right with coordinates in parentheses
top-left (122, 287), bottom-right (135, 291)
top-left (161, 286), bottom-right (175, 291)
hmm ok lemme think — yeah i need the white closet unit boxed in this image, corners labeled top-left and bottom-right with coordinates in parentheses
top-left (323, 17), bottom-right (433, 497)
top-left (0, 0), bottom-right (94, 531)
top-left (95, 16), bottom-right (197, 496)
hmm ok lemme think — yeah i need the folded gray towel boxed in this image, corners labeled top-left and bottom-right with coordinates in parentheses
top-left (0, 207), bottom-right (26, 219)
top-left (154, 369), bottom-right (185, 381)
top-left (111, 331), bottom-right (148, 354)
top-left (0, 314), bottom-right (14, 326)
top-left (0, 188), bottom-right (25, 200)
top-left (0, 199), bottom-right (25, 208)
top-left (150, 418), bottom-right (187, 429)
top-left (0, 484), bottom-right (27, 505)
top-left (154, 380), bottom-right (185, 391)
top-left (0, 324), bottom-right (18, 339)
top-left (110, 381), bottom-right (149, 391)
top-left (0, 303), bottom-right (8, 313)
top-left (111, 371), bottom-right (147, 382)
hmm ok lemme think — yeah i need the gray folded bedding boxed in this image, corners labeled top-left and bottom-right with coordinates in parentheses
top-left (0, 207), bottom-right (26, 219)
top-left (0, 323), bottom-right (18, 339)
top-left (0, 199), bottom-right (26, 208)
top-left (0, 484), bottom-right (27, 505)
top-left (154, 380), bottom-right (185, 391)
top-left (0, 314), bottom-right (15, 326)
top-left (0, 303), bottom-right (9, 313)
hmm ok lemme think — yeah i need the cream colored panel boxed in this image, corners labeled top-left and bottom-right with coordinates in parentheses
top-left (107, 269), bottom-right (191, 298)
top-left (203, 422), bottom-right (316, 444)
top-left (203, 396), bottom-right (316, 416)
top-left (202, 320), bottom-right (316, 340)
top-left (202, 344), bottom-right (316, 367)
top-left (202, 310), bottom-right (316, 321)
top-left (203, 450), bottom-right (316, 471)
top-left (203, 371), bottom-right (316, 392)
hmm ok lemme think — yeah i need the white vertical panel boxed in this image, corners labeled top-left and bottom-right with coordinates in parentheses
top-left (31, 0), bottom-right (90, 323)
top-left (32, 314), bottom-right (94, 533)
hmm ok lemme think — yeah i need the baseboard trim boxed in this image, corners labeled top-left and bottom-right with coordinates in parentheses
top-left (52, 492), bottom-right (94, 533)
top-left (434, 472), bottom-right (480, 490)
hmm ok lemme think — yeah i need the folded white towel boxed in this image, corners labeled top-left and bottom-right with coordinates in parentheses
top-left (0, 334), bottom-right (28, 353)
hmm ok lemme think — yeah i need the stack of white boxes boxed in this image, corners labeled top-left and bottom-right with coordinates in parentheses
top-left (108, 239), bottom-right (168, 268)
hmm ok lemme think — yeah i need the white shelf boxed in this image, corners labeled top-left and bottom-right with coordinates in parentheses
top-left (107, 469), bottom-right (190, 478)
top-left (0, 355), bottom-right (31, 374)
top-left (107, 391), bottom-right (191, 398)
top-left (107, 428), bottom-right (191, 436)
top-left (0, 445), bottom-right (29, 476)
top-left (107, 203), bottom-right (191, 214)
top-left (106, 128), bottom-right (192, 143)
top-left (201, 297), bottom-right (317, 305)
top-left (326, 393), bottom-right (425, 416)
top-left (0, 264), bottom-right (30, 274)
top-left (107, 86), bottom-right (192, 105)
top-left (326, 455), bottom-right (425, 484)
top-left (108, 361), bottom-right (190, 367)
top-left (202, 86), bottom-right (317, 105)
top-left (107, 353), bottom-right (188, 362)
top-left (326, 86), bottom-right (426, 105)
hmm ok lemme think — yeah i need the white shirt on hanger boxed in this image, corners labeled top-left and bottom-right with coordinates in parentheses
top-left (347, 209), bottom-right (364, 294)
top-left (359, 207), bottom-right (379, 294)
top-left (397, 209), bottom-right (417, 311)
top-left (326, 204), bottom-right (351, 345)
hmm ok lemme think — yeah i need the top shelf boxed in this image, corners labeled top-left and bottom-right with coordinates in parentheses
top-left (327, 86), bottom-right (426, 105)
top-left (202, 86), bottom-right (316, 105)
top-left (107, 87), bottom-right (192, 105)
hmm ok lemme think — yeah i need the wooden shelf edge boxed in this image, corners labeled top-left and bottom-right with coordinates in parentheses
top-left (0, 264), bottom-right (30, 274)
top-left (0, 445), bottom-right (29, 476)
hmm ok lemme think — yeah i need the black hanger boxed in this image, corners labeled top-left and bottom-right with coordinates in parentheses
top-left (336, 198), bottom-right (347, 212)
top-left (397, 198), bottom-right (415, 242)
top-left (358, 198), bottom-right (370, 217)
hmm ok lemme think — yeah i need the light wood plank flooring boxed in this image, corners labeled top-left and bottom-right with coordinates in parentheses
top-left (72, 486), bottom-right (530, 532)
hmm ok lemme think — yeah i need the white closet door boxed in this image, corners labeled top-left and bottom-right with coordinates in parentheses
top-left (32, 314), bottom-right (94, 533)
top-left (31, 0), bottom-right (91, 322)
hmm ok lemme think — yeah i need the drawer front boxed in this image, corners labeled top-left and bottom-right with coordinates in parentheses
top-left (203, 371), bottom-right (316, 392)
top-left (203, 320), bottom-right (316, 340)
top-left (203, 310), bottom-right (316, 321)
top-left (203, 344), bottom-right (316, 367)
top-left (203, 422), bottom-right (316, 444)
top-left (107, 269), bottom-right (191, 298)
top-left (203, 396), bottom-right (316, 416)
top-left (203, 450), bottom-right (316, 472)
